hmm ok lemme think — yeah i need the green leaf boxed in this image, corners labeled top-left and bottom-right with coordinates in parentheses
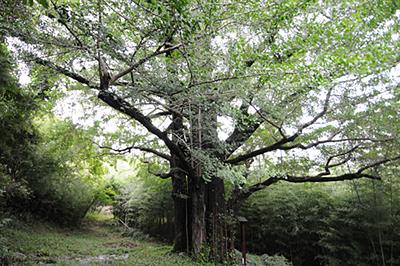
top-left (36, 0), bottom-right (49, 8)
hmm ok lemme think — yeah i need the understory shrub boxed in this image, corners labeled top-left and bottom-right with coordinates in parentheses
top-left (0, 41), bottom-right (97, 225)
top-left (113, 162), bottom-right (175, 241)
top-left (240, 184), bottom-right (333, 266)
top-left (113, 161), bottom-right (400, 266)
top-left (240, 177), bottom-right (400, 266)
top-left (318, 175), bottom-right (400, 266)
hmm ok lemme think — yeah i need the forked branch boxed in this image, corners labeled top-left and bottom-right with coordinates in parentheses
top-left (225, 87), bottom-right (336, 164)
top-left (97, 144), bottom-right (172, 161)
top-left (235, 154), bottom-right (400, 203)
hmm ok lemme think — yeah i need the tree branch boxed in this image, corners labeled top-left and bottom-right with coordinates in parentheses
top-left (148, 167), bottom-right (184, 179)
top-left (232, 177), bottom-right (278, 204)
top-left (224, 101), bottom-right (262, 159)
top-left (225, 87), bottom-right (334, 164)
top-left (50, 0), bottom-right (86, 50)
top-left (322, 145), bottom-right (360, 174)
top-left (235, 154), bottom-right (400, 203)
top-left (31, 55), bottom-right (192, 175)
top-left (282, 136), bottom-right (394, 150)
top-left (356, 155), bottom-right (400, 173)
top-left (149, 111), bottom-right (172, 119)
top-left (31, 55), bottom-right (95, 88)
top-left (97, 90), bottom-right (192, 173)
top-left (109, 43), bottom-right (182, 85)
top-left (225, 133), bottom-right (299, 164)
top-left (297, 87), bottom-right (333, 133)
top-left (249, 102), bottom-right (286, 137)
top-left (281, 172), bottom-right (379, 183)
top-left (152, 171), bottom-right (175, 179)
top-left (98, 144), bottom-right (172, 161)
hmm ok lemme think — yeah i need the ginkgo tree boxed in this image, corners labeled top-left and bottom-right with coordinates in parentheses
top-left (2, 0), bottom-right (399, 261)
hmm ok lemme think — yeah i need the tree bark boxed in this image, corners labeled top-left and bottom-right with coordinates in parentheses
top-left (170, 114), bottom-right (190, 253)
top-left (206, 177), bottom-right (228, 261)
top-left (192, 102), bottom-right (229, 260)
top-left (171, 164), bottom-right (189, 253)
top-left (189, 174), bottom-right (206, 256)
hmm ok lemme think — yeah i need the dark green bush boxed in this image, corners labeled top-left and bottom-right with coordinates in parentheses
top-left (113, 166), bottom-right (400, 266)
top-left (319, 175), bottom-right (400, 266)
top-left (239, 184), bottom-right (333, 266)
top-left (0, 41), bottom-right (105, 226)
top-left (239, 174), bottom-right (400, 266)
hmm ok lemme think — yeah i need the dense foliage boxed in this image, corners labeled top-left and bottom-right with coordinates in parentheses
top-left (0, 41), bottom-right (37, 214)
top-left (1, 0), bottom-right (399, 262)
top-left (113, 160), bottom-right (174, 241)
top-left (0, 41), bottom-right (37, 261)
top-left (242, 171), bottom-right (400, 266)
top-left (240, 184), bottom-right (333, 266)
top-left (0, 41), bottom-right (109, 225)
top-left (114, 162), bottom-right (400, 266)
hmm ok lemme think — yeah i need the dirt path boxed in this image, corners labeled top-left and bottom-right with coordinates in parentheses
top-left (4, 218), bottom-right (139, 265)
top-left (2, 216), bottom-right (217, 265)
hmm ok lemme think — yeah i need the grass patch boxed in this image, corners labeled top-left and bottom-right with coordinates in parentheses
top-left (1, 215), bottom-right (272, 265)
top-left (84, 210), bottom-right (114, 223)
top-left (1, 218), bottom-right (218, 265)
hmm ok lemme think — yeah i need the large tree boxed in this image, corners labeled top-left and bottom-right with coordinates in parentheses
top-left (2, 0), bottom-right (400, 260)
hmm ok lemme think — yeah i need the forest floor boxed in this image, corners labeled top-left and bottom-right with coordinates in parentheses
top-left (1, 212), bottom-right (218, 266)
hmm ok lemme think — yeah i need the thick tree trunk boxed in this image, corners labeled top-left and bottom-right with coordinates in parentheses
top-left (172, 103), bottom-right (232, 260)
top-left (172, 173), bottom-right (233, 261)
top-left (206, 177), bottom-right (228, 261)
top-left (170, 113), bottom-right (190, 253)
top-left (189, 175), bottom-right (206, 255)
top-left (172, 170), bottom-right (189, 252)
top-left (186, 104), bottom-right (208, 257)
